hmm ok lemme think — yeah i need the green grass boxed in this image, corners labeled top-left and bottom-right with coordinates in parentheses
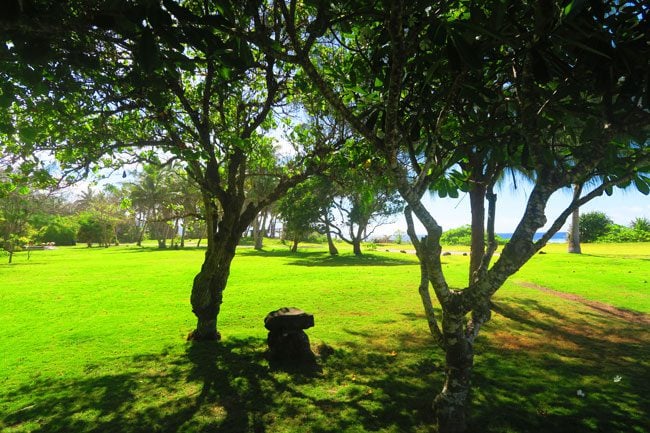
top-left (1, 241), bottom-right (648, 433)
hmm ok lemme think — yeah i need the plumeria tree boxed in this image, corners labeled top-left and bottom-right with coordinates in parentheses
top-left (254, 1), bottom-right (650, 431)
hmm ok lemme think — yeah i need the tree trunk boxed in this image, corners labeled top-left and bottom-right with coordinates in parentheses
top-left (189, 240), bottom-right (237, 340)
top-left (290, 238), bottom-right (299, 253)
top-left (434, 315), bottom-right (474, 433)
top-left (352, 238), bottom-right (362, 255)
top-left (136, 220), bottom-right (146, 247)
top-left (268, 216), bottom-right (276, 238)
top-left (180, 222), bottom-right (186, 248)
top-left (253, 214), bottom-right (263, 250)
top-left (326, 228), bottom-right (338, 255)
top-left (259, 209), bottom-right (269, 238)
top-left (567, 185), bottom-right (581, 254)
top-left (468, 185), bottom-right (486, 283)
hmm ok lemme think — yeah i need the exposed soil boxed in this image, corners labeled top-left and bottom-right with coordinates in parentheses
top-left (518, 282), bottom-right (650, 326)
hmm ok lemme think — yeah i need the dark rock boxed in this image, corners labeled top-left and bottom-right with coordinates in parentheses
top-left (442, 252), bottom-right (451, 256)
top-left (462, 252), bottom-right (468, 256)
top-left (264, 307), bottom-right (314, 332)
top-left (265, 307), bottom-right (315, 362)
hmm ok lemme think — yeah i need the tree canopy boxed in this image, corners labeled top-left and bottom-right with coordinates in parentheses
top-left (1, 1), bottom-right (649, 432)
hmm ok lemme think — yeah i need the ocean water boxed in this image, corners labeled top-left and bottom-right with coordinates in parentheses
top-left (497, 232), bottom-right (567, 243)
top-left (396, 231), bottom-right (567, 243)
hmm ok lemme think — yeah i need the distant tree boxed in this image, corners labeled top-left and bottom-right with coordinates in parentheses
top-left (329, 174), bottom-right (403, 255)
top-left (579, 211), bottom-right (613, 243)
top-left (0, 186), bottom-right (36, 263)
top-left (278, 178), bottom-right (325, 253)
top-left (440, 225), bottom-right (507, 246)
top-left (76, 211), bottom-right (115, 247)
top-left (631, 217), bottom-right (650, 233)
top-left (38, 216), bottom-right (78, 246)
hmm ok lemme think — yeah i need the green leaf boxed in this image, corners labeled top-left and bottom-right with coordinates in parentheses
top-left (634, 177), bottom-right (650, 195)
top-left (604, 185), bottom-right (613, 196)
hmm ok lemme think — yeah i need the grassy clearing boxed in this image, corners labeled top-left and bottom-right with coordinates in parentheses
top-left (1, 241), bottom-right (648, 433)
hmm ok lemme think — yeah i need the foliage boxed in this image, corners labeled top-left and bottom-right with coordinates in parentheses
top-left (630, 217), bottom-right (650, 233)
top-left (76, 211), bottom-right (115, 247)
top-left (37, 216), bottom-right (78, 246)
top-left (268, 2), bottom-right (650, 429)
top-left (579, 211), bottom-right (614, 243)
top-left (594, 224), bottom-right (650, 243)
top-left (440, 225), bottom-right (507, 246)
top-left (579, 212), bottom-right (650, 243)
top-left (277, 178), bottom-right (327, 250)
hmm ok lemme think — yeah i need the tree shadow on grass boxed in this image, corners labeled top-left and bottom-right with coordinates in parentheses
top-left (1, 339), bottom-right (277, 433)
top-left (2, 300), bottom-right (648, 433)
top-left (239, 248), bottom-right (418, 267)
top-left (0, 337), bottom-right (440, 433)
top-left (471, 297), bottom-right (650, 433)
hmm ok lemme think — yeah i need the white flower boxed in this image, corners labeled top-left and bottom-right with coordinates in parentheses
top-left (613, 375), bottom-right (622, 383)
top-left (576, 389), bottom-right (586, 397)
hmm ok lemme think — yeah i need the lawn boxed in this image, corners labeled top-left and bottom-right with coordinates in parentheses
top-left (1, 241), bottom-right (648, 433)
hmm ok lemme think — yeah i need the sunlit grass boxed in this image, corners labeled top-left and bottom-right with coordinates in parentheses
top-left (1, 241), bottom-right (648, 432)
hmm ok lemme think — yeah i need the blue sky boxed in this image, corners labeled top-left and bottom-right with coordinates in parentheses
top-left (377, 183), bottom-right (650, 236)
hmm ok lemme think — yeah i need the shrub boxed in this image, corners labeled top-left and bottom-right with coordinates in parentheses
top-left (630, 217), bottom-right (650, 233)
top-left (596, 224), bottom-right (650, 243)
top-left (37, 216), bottom-right (78, 246)
top-left (440, 225), bottom-right (507, 246)
top-left (579, 211), bottom-right (613, 243)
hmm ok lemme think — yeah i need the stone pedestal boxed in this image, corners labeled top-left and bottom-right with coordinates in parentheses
top-left (264, 307), bottom-right (315, 361)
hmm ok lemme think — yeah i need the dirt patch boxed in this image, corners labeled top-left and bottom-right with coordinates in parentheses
top-left (518, 282), bottom-right (650, 326)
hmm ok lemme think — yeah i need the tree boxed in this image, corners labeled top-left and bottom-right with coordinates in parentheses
top-left (0, 187), bottom-right (34, 263)
top-left (76, 211), bottom-right (115, 247)
top-left (37, 216), bottom-right (78, 246)
top-left (278, 177), bottom-right (327, 253)
top-left (328, 168), bottom-right (403, 255)
top-left (1, 2), bottom-right (340, 341)
top-left (631, 217), bottom-right (650, 233)
top-left (264, 2), bottom-right (650, 431)
top-left (579, 211), bottom-right (613, 243)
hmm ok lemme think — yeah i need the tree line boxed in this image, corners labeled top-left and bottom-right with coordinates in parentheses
top-left (1, 2), bottom-right (649, 432)
top-left (0, 160), bottom-right (403, 260)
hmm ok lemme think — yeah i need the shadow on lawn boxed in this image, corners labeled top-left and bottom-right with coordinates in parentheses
top-left (472, 297), bottom-right (650, 433)
top-left (238, 248), bottom-right (418, 267)
top-left (2, 300), bottom-right (649, 433)
top-left (0, 338), bottom-right (439, 433)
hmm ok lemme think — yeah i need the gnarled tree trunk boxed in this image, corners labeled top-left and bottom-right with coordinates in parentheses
top-left (188, 198), bottom-right (248, 341)
top-left (189, 235), bottom-right (238, 340)
top-left (433, 314), bottom-right (474, 433)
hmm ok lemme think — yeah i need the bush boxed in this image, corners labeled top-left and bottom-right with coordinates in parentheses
top-left (579, 211), bottom-right (613, 243)
top-left (630, 217), bottom-right (650, 233)
top-left (37, 216), bottom-right (78, 246)
top-left (595, 224), bottom-right (650, 243)
top-left (77, 212), bottom-right (116, 247)
top-left (440, 225), bottom-right (507, 246)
